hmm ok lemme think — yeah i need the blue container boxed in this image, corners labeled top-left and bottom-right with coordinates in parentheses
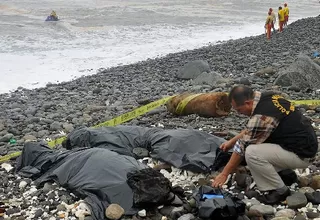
top-left (202, 193), bottom-right (224, 199)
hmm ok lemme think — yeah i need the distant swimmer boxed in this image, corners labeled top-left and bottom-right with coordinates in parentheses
top-left (45, 10), bottom-right (59, 21)
top-left (50, 10), bottom-right (57, 18)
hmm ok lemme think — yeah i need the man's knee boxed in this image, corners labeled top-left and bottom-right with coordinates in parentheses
top-left (245, 144), bottom-right (260, 163)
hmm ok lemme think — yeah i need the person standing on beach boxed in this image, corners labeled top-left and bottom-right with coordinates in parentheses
top-left (278, 6), bottom-right (285, 32)
top-left (269, 8), bottom-right (277, 32)
top-left (283, 3), bottom-right (289, 27)
top-left (265, 11), bottom-right (273, 40)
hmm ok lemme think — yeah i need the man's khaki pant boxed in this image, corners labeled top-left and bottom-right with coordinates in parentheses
top-left (245, 143), bottom-right (309, 191)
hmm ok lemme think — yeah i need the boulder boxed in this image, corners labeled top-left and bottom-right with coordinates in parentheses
top-left (105, 204), bottom-right (124, 220)
top-left (192, 71), bottom-right (222, 85)
top-left (176, 60), bottom-right (210, 79)
top-left (286, 192), bottom-right (308, 209)
top-left (274, 55), bottom-right (320, 90)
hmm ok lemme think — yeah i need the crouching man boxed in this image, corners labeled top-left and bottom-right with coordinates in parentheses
top-left (212, 85), bottom-right (318, 204)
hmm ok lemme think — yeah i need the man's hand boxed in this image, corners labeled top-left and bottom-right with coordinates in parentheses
top-left (219, 130), bottom-right (245, 152)
top-left (212, 173), bottom-right (228, 188)
top-left (212, 152), bottom-right (244, 188)
top-left (220, 140), bottom-right (234, 152)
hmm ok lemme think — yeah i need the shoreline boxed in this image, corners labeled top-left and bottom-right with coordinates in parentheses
top-left (1, 14), bottom-right (319, 95)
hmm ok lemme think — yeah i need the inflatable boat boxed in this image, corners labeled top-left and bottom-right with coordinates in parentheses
top-left (45, 15), bottom-right (59, 21)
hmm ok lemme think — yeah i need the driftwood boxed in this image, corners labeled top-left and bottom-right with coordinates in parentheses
top-left (165, 92), bottom-right (231, 117)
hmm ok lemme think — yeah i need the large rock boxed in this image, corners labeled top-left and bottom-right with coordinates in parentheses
top-left (176, 60), bottom-right (210, 79)
top-left (305, 191), bottom-right (320, 204)
top-left (311, 175), bottom-right (320, 190)
top-left (286, 192), bottom-right (308, 209)
top-left (0, 133), bottom-right (14, 142)
top-left (105, 204), bottom-right (124, 220)
top-left (192, 71), bottom-right (223, 85)
top-left (249, 204), bottom-right (275, 215)
top-left (299, 187), bottom-right (315, 194)
top-left (275, 209), bottom-right (296, 218)
top-left (298, 175), bottom-right (312, 187)
top-left (274, 55), bottom-right (320, 90)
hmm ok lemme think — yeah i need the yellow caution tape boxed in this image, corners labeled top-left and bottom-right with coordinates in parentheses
top-left (289, 100), bottom-right (320, 106)
top-left (0, 93), bottom-right (320, 164)
top-left (175, 93), bottom-right (203, 114)
top-left (0, 151), bottom-right (22, 164)
top-left (0, 95), bottom-right (174, 163)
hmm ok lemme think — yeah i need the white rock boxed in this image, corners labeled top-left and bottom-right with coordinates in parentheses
top-left (305, 168), bottom-right (310, 175)
top-left (138, 209), bottom-right (147, 217)
top-left (23, 186), bottom-right (37, 197)
top-left (1, 163), bottom-right (13, 172)
top-left (276, 205), bottom-right (286, 210)
top-left (306, 202), bottom-right (313, 209)
top-left (75, 209), bottom-right (91, 219)
top-left (77, 202), bottom-right (91, 215)
top-left (42, 212), bottom-right (49, 218)
top-left (19, 181), bottom-right (28, 189)
top-left (70, 193), bottom-right (77, 198)
top-left (57, 211), bottom-right (68, 218)
top-left (222, 185), bottom-right (228, 190)
top-left (62, 201), bottom-right (76, 210)
top-left (160, 169), bottom-right (171, 179)
top-left (183, 170), bottom-right (188, 177)
top-left (298, 207), bottom-right (308, 213)
top-left (187, 171), bottom-right (195, 176)
top-left (58, 130), bottom-right (66, 135)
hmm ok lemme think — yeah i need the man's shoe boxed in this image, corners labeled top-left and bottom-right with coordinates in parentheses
top-left (257, 188), bottom-right (291, 205)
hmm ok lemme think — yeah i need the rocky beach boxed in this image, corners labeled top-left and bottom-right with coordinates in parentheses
top-left (0, 15), bottom-right (320, 220)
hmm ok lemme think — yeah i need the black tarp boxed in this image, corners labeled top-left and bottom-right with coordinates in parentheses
top-left (16, 142), bottom-right (148, 220)
top-left (64, 126), bottom-right (227, 173)
top-left (16, 126), bottom-right (229, 220)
